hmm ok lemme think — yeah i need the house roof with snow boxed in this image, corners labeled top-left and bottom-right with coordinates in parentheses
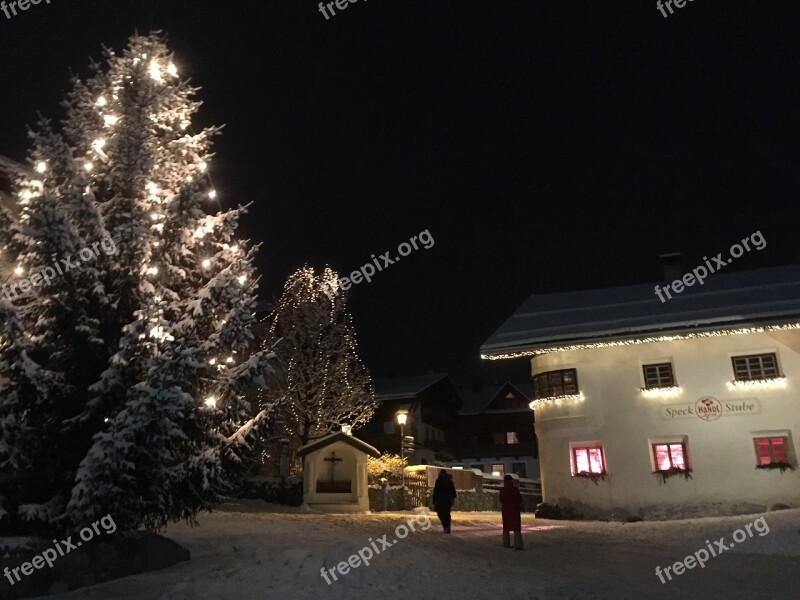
top-left (481, 264), bottom-right (800, 358)
top-left (374, 373), bottom-right (453, 401)
top-left (458, 382), bottom-right (533, 415)
top-left (297, 431), bottom-right (381, 458)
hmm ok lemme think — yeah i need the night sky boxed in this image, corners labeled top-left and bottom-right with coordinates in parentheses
top-left (1, 1), bottom-right (798, 385)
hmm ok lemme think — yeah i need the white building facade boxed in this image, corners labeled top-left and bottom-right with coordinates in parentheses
top-left (482, 265), bottom-right (800, 519)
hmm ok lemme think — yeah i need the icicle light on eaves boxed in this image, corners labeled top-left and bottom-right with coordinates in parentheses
top-left (481, 323), bottom-right (800, 360)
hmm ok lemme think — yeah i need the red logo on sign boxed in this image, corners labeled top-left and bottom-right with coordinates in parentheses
top-left (695, 396), bottom-right (722, 421)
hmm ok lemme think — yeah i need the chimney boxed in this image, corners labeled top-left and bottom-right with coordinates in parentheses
top-left (659, 252), bottom-right (682, 282)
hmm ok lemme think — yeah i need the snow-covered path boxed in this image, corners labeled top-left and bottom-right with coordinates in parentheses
top-left (57, 502), bottom-right (800, 600)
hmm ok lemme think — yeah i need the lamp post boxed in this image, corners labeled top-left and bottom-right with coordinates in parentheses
top-left (396, 409), bottom-right (408, 509)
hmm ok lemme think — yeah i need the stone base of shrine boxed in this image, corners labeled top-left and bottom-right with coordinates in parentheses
top-left (304, 492), bottom-right (370, 512)
top-left (304, 501), bottom-right (370, 513)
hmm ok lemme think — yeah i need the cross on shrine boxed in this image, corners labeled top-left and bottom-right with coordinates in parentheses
top-left (324, 451), bottom-right (343, 482)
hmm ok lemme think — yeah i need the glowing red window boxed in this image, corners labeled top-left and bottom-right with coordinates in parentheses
top-left (572, 447), bottom-right (605, 475)
top-left (754, 437), bottom-right (788, 465)
top-left (653, 443), bottom-right (687, 471)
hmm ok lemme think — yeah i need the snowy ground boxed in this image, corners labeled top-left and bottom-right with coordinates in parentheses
top-left (55, 501), bottom-right (799, 600)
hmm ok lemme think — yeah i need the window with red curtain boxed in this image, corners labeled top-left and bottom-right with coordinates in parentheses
top-left (572, 446), bottom-right (605, 475)
top-left (653, 442), bottom-right (688, 471)
top-left (754, 437), bottom-right (789, 465)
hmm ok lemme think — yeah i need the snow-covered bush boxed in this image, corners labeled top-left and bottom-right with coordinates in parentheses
top-left (367, 453), bottom-right (407, 483)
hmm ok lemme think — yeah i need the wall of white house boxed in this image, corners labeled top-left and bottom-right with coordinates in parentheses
top-left (532, 329), bottom-right (800, 520)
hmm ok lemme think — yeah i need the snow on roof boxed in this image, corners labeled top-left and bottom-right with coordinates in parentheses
top-left (481, 265), bottom-right (800, 357)
top-left (373, 373), bottom-right (452, 400)
top-left (297, 431), bottom-right (381, 458)
top-left (458, 382), bottom-right (533, 415)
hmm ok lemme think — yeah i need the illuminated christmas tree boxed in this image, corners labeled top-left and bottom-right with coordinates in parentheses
top-left (263, 266), bottom-right (376, 451)
top-left (0, 34), bottom-right (271, 534)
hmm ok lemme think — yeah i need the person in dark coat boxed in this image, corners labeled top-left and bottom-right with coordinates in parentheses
top-left (499, 474), bottom-right (524, 549)
top-left (432, 469), bottom-right (457, 533)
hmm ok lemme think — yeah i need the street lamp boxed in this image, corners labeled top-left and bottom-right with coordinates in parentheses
top-left (396, 409), bottom-right (408, 508)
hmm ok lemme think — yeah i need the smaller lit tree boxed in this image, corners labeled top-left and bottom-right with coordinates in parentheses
top-left (262, 266), bottom-right (376, 450)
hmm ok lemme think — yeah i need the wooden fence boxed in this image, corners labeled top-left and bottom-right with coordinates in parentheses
top-left (404, 469), bottom-right (428, 508)
top-left (406, 465), bottom-right (477, 490)
top-left (405, 465), bottom-right (541, 495)
top-left (481, 474), bottom-right (541, 496)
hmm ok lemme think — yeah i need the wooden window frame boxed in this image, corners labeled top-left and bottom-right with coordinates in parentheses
top-left (642, 362), bottom-right (676, 388)
top-left (731, 353), bottom-right (780, 381)
top-left (533, 368), bottom-right (579, 399)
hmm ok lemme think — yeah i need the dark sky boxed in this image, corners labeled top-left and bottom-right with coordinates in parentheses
top-left (1, 1), bottom-right (798, 385)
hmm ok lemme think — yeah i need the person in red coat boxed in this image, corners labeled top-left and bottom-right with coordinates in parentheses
top-left (499, 474), bottom-right (524, 549)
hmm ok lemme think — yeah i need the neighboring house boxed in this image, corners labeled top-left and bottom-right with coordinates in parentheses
top-left (443, 382), bottom-right (539, 480)
top-left (360, 374), bottom-right (462, 465)
top-left (481, 265), bottom-right (800, 520)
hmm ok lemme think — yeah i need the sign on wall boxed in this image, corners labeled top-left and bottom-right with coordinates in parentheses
top-left (659, 397), bottom-right (761, 421)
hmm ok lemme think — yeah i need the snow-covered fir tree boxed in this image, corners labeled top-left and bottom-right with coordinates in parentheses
top-left (0, 34), bottom-right (271, 535)
top-left (262, 266), bottom-right (376, 451)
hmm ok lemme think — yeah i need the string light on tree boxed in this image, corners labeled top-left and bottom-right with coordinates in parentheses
top-left (149, 60), bottom-right (163, 82)
top-left (0, 34), bottom-right (271, 536)
top-left (260, 266), bottom-right (377, 447)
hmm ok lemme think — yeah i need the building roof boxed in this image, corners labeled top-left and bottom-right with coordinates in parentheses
top-left (458, 382), bottom-right (533, 415)
top-left (481, 265), bottom-right (800, 358)
top-left (297, 431), bottom-right (381, 458)
top-left (374, 373), bottom-right (452, 400)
